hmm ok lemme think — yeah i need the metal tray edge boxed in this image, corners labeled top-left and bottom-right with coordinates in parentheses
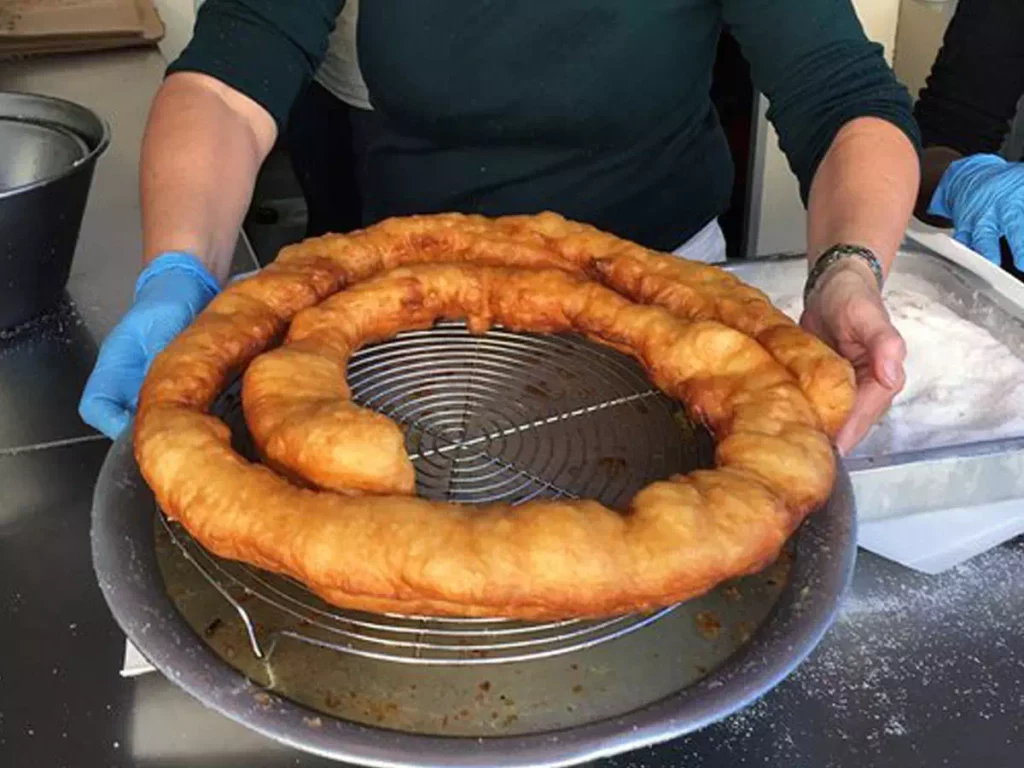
top-left (91, 433), bottom-right (856, 768)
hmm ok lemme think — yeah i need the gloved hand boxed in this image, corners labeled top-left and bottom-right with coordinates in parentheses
top-left (79, 252), bottom-right (220, 438)
top-left (929, 153), bottom-right (1024, 268)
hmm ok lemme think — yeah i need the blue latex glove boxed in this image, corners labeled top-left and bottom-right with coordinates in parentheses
top-left (79, 253), bottom-right (220, 438)
top-left (929, 153), bottom-right (1024, 268)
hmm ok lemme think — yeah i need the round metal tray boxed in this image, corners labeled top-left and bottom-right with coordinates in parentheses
top-left (92, 324), bottom-right (856, 767)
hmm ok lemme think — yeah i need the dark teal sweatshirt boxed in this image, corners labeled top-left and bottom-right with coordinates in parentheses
top-left (170, 0), bottom-right (919, 250)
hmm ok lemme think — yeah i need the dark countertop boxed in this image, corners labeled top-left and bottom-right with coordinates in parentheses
top-left (2, 48), bottom-right (1023, 768)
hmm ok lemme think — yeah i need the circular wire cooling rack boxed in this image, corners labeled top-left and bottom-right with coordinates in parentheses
top-left (93, 321), bottom-right (856, 765)
top-left (160, 323), bottom-right (715, 666)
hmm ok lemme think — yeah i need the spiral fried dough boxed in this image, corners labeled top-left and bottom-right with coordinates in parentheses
top-left (279, 212), bottom-right (854, 436)
top-left (135, 213), bottom-right (851, 619)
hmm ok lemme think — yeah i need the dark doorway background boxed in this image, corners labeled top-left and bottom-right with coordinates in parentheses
top-left (710, 30), bottom-right (755, 261)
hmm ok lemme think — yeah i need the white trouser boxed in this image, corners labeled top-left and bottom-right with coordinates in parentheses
top-left (671, 219), bottom-right (727, 264)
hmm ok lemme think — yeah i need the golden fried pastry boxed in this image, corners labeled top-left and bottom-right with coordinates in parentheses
top-left (135, 213), bottom-right (851, 619)
top-left (283, 213), bottom-right (855, 436)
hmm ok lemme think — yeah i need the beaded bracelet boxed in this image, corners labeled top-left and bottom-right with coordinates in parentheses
top-left (803, 244), bottom-right (884, 304)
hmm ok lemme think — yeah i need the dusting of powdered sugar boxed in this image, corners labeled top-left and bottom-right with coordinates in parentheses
top-left (773, 545), bottom-right (1024, 747)
top-left (608, 540), bottom-right (1024, 767)
top-left (0, 298), bottom-right (87, 360)
top-left (775, 285), bottom-right (1024, 458)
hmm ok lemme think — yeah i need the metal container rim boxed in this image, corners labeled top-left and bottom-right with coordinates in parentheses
top-left (0, 89), bottom-right (110, 201)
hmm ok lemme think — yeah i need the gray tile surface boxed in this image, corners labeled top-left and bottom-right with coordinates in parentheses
top-left (3, 439), bottom-right (1021, 767)
top-left (0, 441), bottom-right (335, 768)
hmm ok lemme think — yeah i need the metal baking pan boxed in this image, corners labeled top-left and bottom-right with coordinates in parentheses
top-left (92, 325), bottom-right (855, 767)
top-left (727, 232), bottom-right (1024, 523)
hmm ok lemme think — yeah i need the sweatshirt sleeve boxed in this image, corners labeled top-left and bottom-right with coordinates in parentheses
top-left (914, 0), bottom-right (1024, 156)
top-left (722, 0), bottom-right (920, 203)
top-left (168, 0), bottom-right (345, 129)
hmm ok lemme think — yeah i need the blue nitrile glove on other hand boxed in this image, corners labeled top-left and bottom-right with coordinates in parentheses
top-left (929, 153), bottom-right (1024, 269)
top-left (79, 252), bottom-right (220, 439)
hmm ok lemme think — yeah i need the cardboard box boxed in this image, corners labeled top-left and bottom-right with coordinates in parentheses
top-left (0, 0), bottom-right (163, 57)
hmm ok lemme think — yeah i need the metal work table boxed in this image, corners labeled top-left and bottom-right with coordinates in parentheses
top-left (1, 48), bottom-right (1022, 768)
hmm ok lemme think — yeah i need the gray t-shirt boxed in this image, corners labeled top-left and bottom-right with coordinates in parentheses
top-left (314, 0), bottom-right (371, 110)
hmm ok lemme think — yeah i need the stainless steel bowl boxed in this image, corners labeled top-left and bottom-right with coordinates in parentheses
top-left (0, 91), bottom-right (109, 329)
top-left (0, 118), bottom-right (89, 192)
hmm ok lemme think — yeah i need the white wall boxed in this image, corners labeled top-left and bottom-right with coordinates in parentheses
top-left (893, 0), bottom-right (957, 99)
top-left (153, 0), bottom-right (197, 62)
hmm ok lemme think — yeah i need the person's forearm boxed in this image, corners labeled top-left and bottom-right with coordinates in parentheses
top-left (140, 72), bottom-right (278, 281)
top-left (806, 117), bottom-right (920, 277)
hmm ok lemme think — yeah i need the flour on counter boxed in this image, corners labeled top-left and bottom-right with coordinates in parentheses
top-left (776, 289), bottom-right (1024, 457)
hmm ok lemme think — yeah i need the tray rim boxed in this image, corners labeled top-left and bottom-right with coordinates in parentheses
top-left (91, 429), bottom-right (855, 768)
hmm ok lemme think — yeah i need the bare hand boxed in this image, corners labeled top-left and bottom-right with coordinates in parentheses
top-left (800, 262), bottom-right (906, 455)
